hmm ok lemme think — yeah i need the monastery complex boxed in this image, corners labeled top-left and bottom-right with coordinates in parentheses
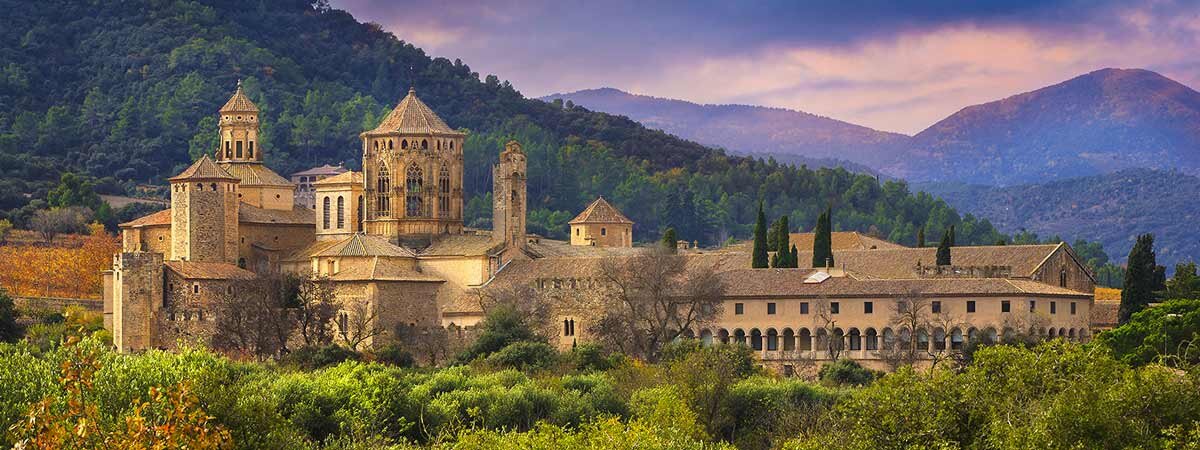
top-left (103, 84), bottom-right (1097, 371)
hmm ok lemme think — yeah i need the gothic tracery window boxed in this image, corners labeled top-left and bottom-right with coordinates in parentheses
top-left (376, 164), bottom-right (391, 217)
top-left (438, 165), bottom-right (450, 218)
top-left (406, 164), bottom-right (424, 217)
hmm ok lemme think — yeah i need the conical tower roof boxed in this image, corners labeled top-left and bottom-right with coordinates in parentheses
top-left (219, 81), bottom-right (259, 113)
top-left (369, 88), bottom-right (462, 135)
top-left (169, 155), bottom-right (238, 182)
top-left (570, 197), bottom-right (634, 225)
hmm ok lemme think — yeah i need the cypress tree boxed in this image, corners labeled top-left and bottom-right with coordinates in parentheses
top-left (775, 215), bottom-right (791, 268)
top-left (790, 244), bottom-right (799, 269)
top-left (1119, 234), bottom-right (1158, 324)
top-left (948, 225), bottom-right (956, 247)
top-left (660, 227), bottom-right (677, 252)
top-left (812, 207), bottom-right (834, 268)
top-left (936, 229), bottom-right (952, 266)
top-left (752, 201), bottom-right (769, 268)
top-left (916, 227), bottom-right (925, 248)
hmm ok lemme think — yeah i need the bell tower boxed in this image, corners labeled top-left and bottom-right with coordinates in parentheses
top-left (168, 155), bottom-right (240, 264)
top-left (492, 140), bottom-right (526, 248)
top-left (216, 81), bottom-right (261, 163)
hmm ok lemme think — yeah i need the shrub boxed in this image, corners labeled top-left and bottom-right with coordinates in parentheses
top-left (0, 290), bottom-right (22, 343)
top-left (374, 344), bottom-right (415, 368)
top-left (456, 304), bottom-right (542, 363)
top-left (569, 343), bottom-right (618, 372)
top-left (818, 359), bottom-right (878, 386)
top-left (283, 344), bottom-right (360, 370)
top-left (485, 341), bottom-right (559, 371)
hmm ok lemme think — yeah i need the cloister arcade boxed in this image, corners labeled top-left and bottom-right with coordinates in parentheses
top-left (679, 324), bottom-right (1090, 361)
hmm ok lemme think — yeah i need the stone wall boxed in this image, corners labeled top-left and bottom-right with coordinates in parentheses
top-left (112, 252), bottom-right (164, 352)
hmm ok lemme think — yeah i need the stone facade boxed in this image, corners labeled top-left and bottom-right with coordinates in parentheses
top-left (569, 197), bottom-right (633, 247)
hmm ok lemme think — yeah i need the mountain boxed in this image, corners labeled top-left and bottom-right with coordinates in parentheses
top-left (919, 168), bottom-right (1200, 268)
top-left (899, 68), bottom-right (1200, 185)
top-left (539, 88), bottom-right (909, 170)
top-left (0, 0), bottom-right (1006, 248)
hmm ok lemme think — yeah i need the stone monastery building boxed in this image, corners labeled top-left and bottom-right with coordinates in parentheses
top-left (104, 84), bottom-right (1096, 370)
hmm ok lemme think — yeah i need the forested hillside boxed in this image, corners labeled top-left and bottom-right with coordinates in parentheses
top-left (922, 168), bottom-right (1200, 268)
top-left (0, 0), bottom-right (1003, 245)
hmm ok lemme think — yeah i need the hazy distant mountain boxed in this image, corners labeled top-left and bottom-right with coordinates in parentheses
top-left (919, 168), bottom-right (1200, 267)
top-left (899, 68), bottom-right (1200, 185)
top-left (539, 88), bottom-right (909, 170)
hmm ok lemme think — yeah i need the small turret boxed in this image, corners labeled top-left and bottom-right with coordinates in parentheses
top-left (168, 155), bottom-right (239, 264)
top-left (217, 80), bottom-right (261, 163)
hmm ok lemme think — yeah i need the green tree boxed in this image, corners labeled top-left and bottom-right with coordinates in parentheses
top-left (458, 304), bottom-right (542, 362)
top-left (1121, 234), bottom-right (1159, 324)
top-left (660, 227), bottom-right (677, 252)
top-left (0, 290), bottom-right (22, 343)
top-left (751, 202), bottom-right (768, 268)
top-left (811, 207), bottom-right (833, 268)
top-left (771, 215), bottom-right (791, 268)
top-left (916, 226), bottom-right (925, 248)
top-left (1099, 298), bottom-right (1200, 368)
top-left (936, 229), bottom-right (952, 266)
top-left (1166, 262), bottom-right (1200, 299)
top-left (46, 173), bottom-right (101, 210)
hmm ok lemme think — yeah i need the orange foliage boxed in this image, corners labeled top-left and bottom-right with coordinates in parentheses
top-left (0, 234), bottom-right (119, 299)
top-left (1095, 287), bottom-right (1122, 302)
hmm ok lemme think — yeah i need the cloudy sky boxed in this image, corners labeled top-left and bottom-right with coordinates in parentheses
top-left (330, 0), bottom-right (1200, 134)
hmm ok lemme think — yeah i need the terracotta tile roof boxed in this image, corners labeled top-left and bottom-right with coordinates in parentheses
top-left (238, 203), bottom-right (315, 225)
top-left (312, 171), bottom-right (363, 186)
top-left (119, 209), bottom-right (171, 228)
top-left (712, 269), bottom-right (1092, 298)
top-left (1090, 300), bottom-right (1121, 329)
top-left (283, 239), bottom-right (341, 262)
top-left (793, 244), bottom-right (1064, 279)
top-left (165, 261), bottom-right (256, 280)
top-left (328, 257), bottom-right (443, 282)
top-left (569, 197), bottom-right (633, 225)
top-left (218, 162), bottom-right (292, 187)
top-left (315, 233), bottom-right (415, 257)
top-left (368, 88), bottom-right (463, 136)
top-left (219, 83), bottom-right (258, 113)
top-left (169, 155), bottom-right (239, 182)
top-left (291, 164), bottom-right (348, 177)
top-left (524, 239), bottom-right (647, 258)
top-left (419, 234), bottom-right (505, 257)
top-left (788, 231), bottom-right (906, 251)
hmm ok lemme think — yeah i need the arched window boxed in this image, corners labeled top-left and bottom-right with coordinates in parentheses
top-left (376, 164), bottom-right (391, 217)
top-left (438, 166), bottom-right (451, 218)
top-left (951, 328), bottom-right (964, 350)
top-left (799, 328), bottom-right (812, 351)
top-left (700, 329), bottom-right (713, 346)
top-left (766, 328), bottom-right (778, 351)
top-left (336, 196), bottom-right (345, 229)
top-left (322, 197), bottom-right (331, 229)
top-left (848, 328), bottom-right (862, 351)
top-left (882, 328), bottom-right (895, 350)
top-left (782, 328), bottom-right (795, 351)
top-left (421, 139), bottom-right (428, 149)
top-left (236, 141), bottom-right (243, 158)
top-left (750, 329), bottom-right (763, 351)
top-left (401, 139), bottom-right (407, 149)
top-left (406, 163), bottom-right (424, 217)
top-left (450, 141), bottom-right (455, 150)
top-left (865, 328), bottom-right (879, 350)
top-left (388, 139), bottom-right (394, 150)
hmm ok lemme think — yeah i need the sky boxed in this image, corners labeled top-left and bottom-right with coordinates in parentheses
top-left (330, 0), bottom-right (1200, 135)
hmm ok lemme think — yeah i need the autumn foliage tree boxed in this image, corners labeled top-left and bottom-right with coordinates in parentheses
top-left (0, 232), bottom-right (118, 299)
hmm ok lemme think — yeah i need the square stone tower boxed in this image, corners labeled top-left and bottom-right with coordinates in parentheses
top-left (168, 155), bottom-right (240, 264)
top-left (492, 140), bottom-right (527, 248)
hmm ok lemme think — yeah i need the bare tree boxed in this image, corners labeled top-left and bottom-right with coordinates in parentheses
top-left (337, 297), bottom-right (381, 352)
top-left (296, 277), bottom-right (337, 347)
top-left (211, 278), bottom-right (294, 359)
top-left (474, 280), bottom-right (554, 338)
top-left (811, 296), bottom-right (843, 360)
top-left (30, 207), bottom-right (90, 244)
top-left (395, 323), bottom-right (451, 366)
top-left (591, 247), bottom-right (726, 361)
top-left (881, 290), bottom-right (931, 370)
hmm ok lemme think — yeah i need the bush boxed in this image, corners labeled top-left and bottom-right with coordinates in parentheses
top-left (1097, 298), bottom-right (1200, 367)
top-left (0, 290), bottom-right (22, 343)
top-left (456, 304), bottom-right (542, 363)
top-left (283, 344), bottom-right (360, 370)
top-left (818, 359), bottom-right (878, 386)
top-left (486, 341), bottom-right (560, 371)
top-left (374, 344), bottom-right (415, 368)
top-left (569, 343), bottom-right (619, 372)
